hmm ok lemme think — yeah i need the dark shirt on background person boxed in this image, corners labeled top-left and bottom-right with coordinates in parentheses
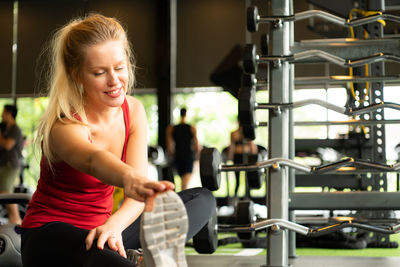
top-left (166, 108), bottom-right (200, 190)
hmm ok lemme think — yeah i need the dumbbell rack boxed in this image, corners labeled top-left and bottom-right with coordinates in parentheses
top-left (244, 1), bottom-right (400, 266)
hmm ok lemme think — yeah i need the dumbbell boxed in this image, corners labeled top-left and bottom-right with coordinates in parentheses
top-left (247, 6), bottom-right (289, 32)
top-left (200, 148), bottom-right (264, 191)
top-left (242, 73), bottom-right (267, 93)
top-left (238, 81), bottom-right (272, 140)
top-left (241, 35), bottom-right (269, 92)
top-left (242, 35), bottom-right (270, 76)
top-left (243, 44), bottom-right (259, 74)
top-left (235, 199), bottom-right (258, 248)
top-left (243, 43), bottom-right (293, 74)
top-left (193, 208), bottom-right (218, 253)
top-left (240, 73), bottom-right (267, 141)
top-left (192, 200), bottom-right (259, 252)
top-left (243, 44), bottom-right (272, 74)
top-left (238, 80), bottom-right (256, 140)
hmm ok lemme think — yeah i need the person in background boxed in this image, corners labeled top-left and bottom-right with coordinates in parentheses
top-left (20, 13), bottom-right (215, 267)
top-left (227, 122), bottom-right (258, 197)
top-left (166, 108), bottom-right (200, 190)
top-left (0, 104), bottom-right (23, 225)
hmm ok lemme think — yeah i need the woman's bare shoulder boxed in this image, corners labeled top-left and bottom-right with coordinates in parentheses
top-left (125, 95), bottom-right (144, 112)
top-left (51, 119), bottom-right (89, 139)
top-left (125, 95), bottom-right (147, 133)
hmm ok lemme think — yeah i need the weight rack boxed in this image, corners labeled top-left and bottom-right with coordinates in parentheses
top-left (243, 1), bottom-right (400, 266)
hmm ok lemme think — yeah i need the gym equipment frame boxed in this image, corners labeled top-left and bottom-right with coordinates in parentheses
top-left (242, 0), bottom-right (400, 266)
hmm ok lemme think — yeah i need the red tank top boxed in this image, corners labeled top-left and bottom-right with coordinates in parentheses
top-left (22, 99), bottom-right (130, 230)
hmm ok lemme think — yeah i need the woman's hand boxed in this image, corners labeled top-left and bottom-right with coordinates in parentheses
top-left (123, 177), bottom-right (175, 202)
top-left (85, 179), bottom-right (174, 257)
top-left (85, 224), bottom-right (126, 258)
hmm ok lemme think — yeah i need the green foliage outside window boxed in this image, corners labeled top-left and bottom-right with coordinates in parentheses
top-left (134, 90), bottom-right (269, 151)
top-left (11, 90), bottom-right (269, 191)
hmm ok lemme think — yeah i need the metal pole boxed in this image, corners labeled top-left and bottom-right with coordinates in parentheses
top-left (288, 0), bottom-right (296, 259)
top-left (11, 0), bottom-right (18, 105)
top-left (265, 0), bottom-right (291, 266)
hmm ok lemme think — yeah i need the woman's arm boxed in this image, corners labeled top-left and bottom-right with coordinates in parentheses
top-left (82, 96), bottom-right (174, 256)
top-left (49, 107), bottom-right (169, 200)
top-left (108, 96), bottom-right (151, 230)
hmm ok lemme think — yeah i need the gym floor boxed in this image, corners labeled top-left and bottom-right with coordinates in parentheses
top-left (186, 255), bottom-right (400, 267)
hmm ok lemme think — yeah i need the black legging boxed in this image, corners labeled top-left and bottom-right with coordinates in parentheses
top-left (21, 187), bottom-right (215, 267)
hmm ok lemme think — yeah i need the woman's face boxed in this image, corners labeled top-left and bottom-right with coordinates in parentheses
top-left (79, 40), bottom-right (129, 108)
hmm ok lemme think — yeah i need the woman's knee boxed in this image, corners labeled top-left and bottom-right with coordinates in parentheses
top-left (198, 187), bottom-right (216, 209)
top-left (180, 187), bottom-right (215, 206)
top-left (181, 187), bottom-right (216, 222)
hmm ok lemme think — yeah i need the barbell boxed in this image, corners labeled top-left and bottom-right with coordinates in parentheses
top-left (238, 79), bottom-right (400, 140)
top-left (200, 148), bottom-right (265, 191)
top-left (247, 6), bottom-right (400, 33)
top-left (244, 43), bottom-right (400, 74)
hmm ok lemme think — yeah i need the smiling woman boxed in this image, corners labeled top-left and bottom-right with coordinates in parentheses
top-left (19, 13), bottom-right (216, 267)
top-left (80, 40), bottom-right (128, 107)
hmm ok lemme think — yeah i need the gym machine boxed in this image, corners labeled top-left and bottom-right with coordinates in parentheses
top-left (0, 193), bottom-right (31, 267)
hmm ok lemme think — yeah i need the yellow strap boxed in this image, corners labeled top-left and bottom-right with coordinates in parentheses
top-left (347, 9), bottom-right (384, 135)
top-left (347, 8), bottom-right (385, 105)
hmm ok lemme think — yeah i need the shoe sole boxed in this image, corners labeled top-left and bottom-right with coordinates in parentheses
top-left (140, 191), bottom-right (188, 267)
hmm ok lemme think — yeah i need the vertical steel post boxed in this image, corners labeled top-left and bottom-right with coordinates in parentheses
top-left (265, 0), bottom-right (291, 266)
top-left (288, 0), bottom-right (296, 259)
top-left (11, 1), bottom-right (18, 105)
top-left (366, 0), bottom-right (392, 248)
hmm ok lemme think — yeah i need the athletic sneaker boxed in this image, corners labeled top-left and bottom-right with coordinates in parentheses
top-left (139, 191), bottom-right (188, 267)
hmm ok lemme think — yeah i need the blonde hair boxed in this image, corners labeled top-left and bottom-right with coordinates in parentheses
top-left (36, 13), bottom-right (136, 164)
